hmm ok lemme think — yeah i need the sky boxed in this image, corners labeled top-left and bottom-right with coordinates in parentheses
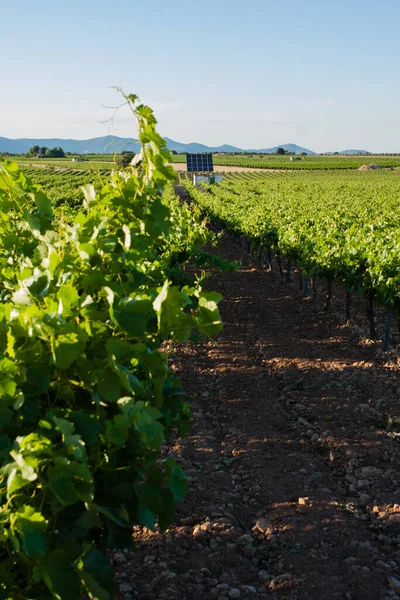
top-left (1, 0), bottom-right (400, 152)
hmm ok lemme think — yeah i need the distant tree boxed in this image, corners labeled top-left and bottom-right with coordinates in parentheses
top-left (117, 152), bottom-right (135, 168)
top-left (54, 146), bottom-right (65, 157)
top-left (333, 151), bottom-right (339, 156)
top-left (170, 150), bottom-right (178, 155)
top-left (40, 146), bottom-right (48, 156)
top-left (45, 147), bottom-right (65, 158)
top-left (275, 147), bottom-right (286, 155)
top-left (300, 152), bottom-right (307, 156)
top-left (29, 145), bottom-right (40, 156)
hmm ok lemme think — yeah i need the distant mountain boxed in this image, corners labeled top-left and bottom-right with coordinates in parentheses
top-left (0, 136), bottom-right (142, 155)
top-left (163, 138), bottom-right (242, 154)
top-left (0, 135), bottom-right (316, 155)
top-left (246, 143), bottom-right (316, 155)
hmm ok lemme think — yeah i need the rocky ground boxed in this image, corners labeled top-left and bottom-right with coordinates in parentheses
top-left (115, 233), bottom-right (400, 600)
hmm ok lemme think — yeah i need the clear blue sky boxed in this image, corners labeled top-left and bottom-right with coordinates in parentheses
top-left (1, 0), bottom-right (399, 152)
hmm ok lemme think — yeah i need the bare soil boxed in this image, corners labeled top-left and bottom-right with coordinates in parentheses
top-left (115, 233), bottom-right (400, 600)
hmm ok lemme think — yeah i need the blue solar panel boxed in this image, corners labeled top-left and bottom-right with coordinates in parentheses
top-left (186, 153), bottom-right (214, 172)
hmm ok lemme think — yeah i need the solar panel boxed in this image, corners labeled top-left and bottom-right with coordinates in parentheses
top-left (186, 153), bottom-right (214, 173)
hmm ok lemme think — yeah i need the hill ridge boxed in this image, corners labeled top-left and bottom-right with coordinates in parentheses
top-left (0, 135), bottom-right (316, 155)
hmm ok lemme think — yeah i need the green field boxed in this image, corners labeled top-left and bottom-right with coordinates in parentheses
top-left (172, 153), bottom-right (400, 170)
top-left (17, 162), bottom-right (400, 313)
top-left (184, 170), bottom-right (400, 311)
top-left (19, 166), bottom-right (110, 206)
top-left (13, 156), bottom-right (117, 171)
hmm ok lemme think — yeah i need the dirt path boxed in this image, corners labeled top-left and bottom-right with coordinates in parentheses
top-left (115, 234), bottom-right (400, 600)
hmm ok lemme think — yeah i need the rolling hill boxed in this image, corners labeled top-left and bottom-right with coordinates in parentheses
top-left (0, 136), bottom-right (316, 155)
top-left (0, 137), bottom-right (374, 156)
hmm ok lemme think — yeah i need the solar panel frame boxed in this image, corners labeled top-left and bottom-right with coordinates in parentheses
top-left (186, 153), bottom-right (214, 173)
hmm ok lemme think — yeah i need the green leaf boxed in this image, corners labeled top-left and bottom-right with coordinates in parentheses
top-left (105, 419), bottom-right (129, 446)
top-left (48, 461), bottom-right (93, 505)
top-left (113, 296), bottom-right (154, 338)
top-left (14, 505), bottom-right (48, 558)
top-left (52, 416), bottom-right (75, 438)
top-left (196, 291), bottom-right (223, 336)
top-left (168, 470), bottom-right (188, 502)
top-left (153, 282), bottom-right (192, 340)
top-left (23, 364), bottom-right (51, 396)
top-left (29, 190), bottom-right (52, 219)
top-left (81, 184), bottom-right (96, 208)
top-left (97, 369), bottom-right (121, 403)
top-left (53, 331), bottom-right (87, 369)
top-left (105, 338), bottom-right (134, 361)
top-left (47, 467), bottom-right (81, 506)
top-left (7, 465), bottom-right (37, 495)
top-left (22, 529), bottom-right (48, 558)
top-left (43, 550), bottom-right (83, 600)
top-left (80, 549), bottom-right (115, 600)
top-left (71, 411), bottom-right (100, 447)
top-left (57, 285), bottom-right (79, 315)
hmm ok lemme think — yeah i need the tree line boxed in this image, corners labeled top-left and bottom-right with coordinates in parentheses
top-left (29, 145), bottom-right (65, 158)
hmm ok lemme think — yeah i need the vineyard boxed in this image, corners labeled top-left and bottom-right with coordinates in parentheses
top-left (172, 153), bottom-right (400, 170)
top-left (183, 171), bottom-right (400, 342)
top-left (0, 95), bottom-right (225, 600)
top-left (2, 105), bottom-right (400, 599)
top-left (13, 158), bottom-right (117, 172)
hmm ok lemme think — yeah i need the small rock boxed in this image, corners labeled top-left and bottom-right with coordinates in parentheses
top-left (268, 573), bottom-right (292, 590)
top-left (358, 541), bottom-right (372, 551)
top-left (361, 566), bottom-right (370, 574)
top-left (297, 417), bottom-right (312, 428)
top-left (349, 565), bottom-right (361, 573)
top-left (255, 518), bottom-right (269, 533)
top-left (217, 583), bottom-right (230, 591)
top-left (298, 497), bottom-right (311, 506)
top-left (193, 526), bottom-right (206, 538)
top-left (228, 589), bottom-right (241, 599)
top-left (119, 582), bottom-right (133, 593)
top-left (376, 560), bottom-right (391, 571)
top-left (361, 466), bottom-right (383, 477)
top-left (258, 569), bottom-right (270, 583)
top-left (343, 557), bottom-right (357, 566)
top-left (243, 585), bottom-right (257, 594)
